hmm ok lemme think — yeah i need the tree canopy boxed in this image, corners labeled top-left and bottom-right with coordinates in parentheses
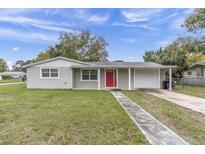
top-left (0, 58), bottom-right (8, 72)
top-left (143, 37), bottom-right (205, 75)
top-left (35, 30), bottom-right (109, 62)
top-left (143, 8), bottom-right (205, 76)
top-left (183, 8), bottom-right (205, 32)
top-left (12, 60), bottom-right (33, 72)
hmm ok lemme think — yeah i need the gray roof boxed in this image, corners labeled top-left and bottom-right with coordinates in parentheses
top-left (190, 61), bottom-right (205, 68)
top-left (72, 61), bottom-right (177, 69)
top-left (22, 56), bottom-right (177, 69)
top-left (22, 56), bottom-right (90, 68)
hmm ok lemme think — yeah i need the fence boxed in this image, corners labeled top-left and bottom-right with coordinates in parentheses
top-left (174, 77), bottom-right (205, 86)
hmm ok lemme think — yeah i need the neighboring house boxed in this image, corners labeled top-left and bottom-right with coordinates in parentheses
top-left (0, 71), bottom-right (26, 80)
top-left (183, 61), bottom-right (205, 77)
top-left (23, 57), bottom-right (176, 90)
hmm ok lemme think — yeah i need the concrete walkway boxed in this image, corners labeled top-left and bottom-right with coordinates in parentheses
top-left (146, 89), bottom-right (205, 115)
top-left (111, 91), bottom-right (189, 145)
top-left (0, 82), bottom-right (25, 86)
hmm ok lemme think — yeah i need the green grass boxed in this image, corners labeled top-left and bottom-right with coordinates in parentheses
top-left (123, 90), bottom-right (205, 145)
top-left (0, 84), bottom-right (147, 144)
top-left (173, 85), bottom-right (205, 99)
top-left (0, 79), bottom-right (22, 83)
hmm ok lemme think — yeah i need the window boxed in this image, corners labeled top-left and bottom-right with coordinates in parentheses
top-left (187, 71), bottom-right (192, 75)
top-left (81, 69), bottom-right (98, 81)
top-left (41, 68), bottom-right (59, 79)
top-left (51, 69), bottom-right (58, 77)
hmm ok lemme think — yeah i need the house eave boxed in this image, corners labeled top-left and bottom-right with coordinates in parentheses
top-left (22, 57), bottom-right (91, 68)
top-left (71, 65), bottom-right (178, 69)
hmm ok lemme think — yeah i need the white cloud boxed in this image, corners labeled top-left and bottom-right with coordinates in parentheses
top-left (170, 17), bottom-right (185, 30)
top-left (0, 16), bottom-right (73, 32)
top-left (112, 22), bottom-right (158, 31)
top-left (0, 9), bottom-right (32, 16)
top-left (183, 8), bottom-right (194, 15)
top-left (88, 15), bottom-right (109, 24)
top-left (0, 28), bottom-right (57, 42)
top-left (121, 9), bottom-right (165, 22)
top-left (121, 38), bottom-right (137, 43)
top-left (12, 47), bottom-right (20, 51)
top-left (155, 36), bottom-right (176, 48)
top-left (112, 22), bottom-right (137, 27)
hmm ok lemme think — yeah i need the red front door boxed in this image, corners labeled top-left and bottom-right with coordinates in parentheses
top-left (106, 70), bottom-right (117, 87)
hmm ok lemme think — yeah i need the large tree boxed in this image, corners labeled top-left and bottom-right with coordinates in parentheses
top-left (143, 47), bottom-right (163, 62)
top-left (12, 60), bottom-right (33, 72)
top-left (183, 8), bottom-right (205, 32)
top-left (36, 30), bottom-right (109, 62)
top-left (0, 58), bottom-right (8, 72)
top-left (143, 37), bottom-right (205, 75)
top-left (12, 60), bottom-right (24, 71)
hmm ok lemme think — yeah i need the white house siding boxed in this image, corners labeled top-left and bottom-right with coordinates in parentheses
top-left (73, 68), bottom-right (133, 90)
top-left (134, 69), bottom-right (160, 89)
top-left (118, 68), bottom-right (129, 89)
top-left (204, 67), bottom-right (205, 76)
top-left (27, 59), bottom-right (82, 89)
top-left (27, 67), bottom-right (71, 89)
top-left (73, 69), bottom-right (98, 89)
top-left (100, 69), bottom-right (105, 88)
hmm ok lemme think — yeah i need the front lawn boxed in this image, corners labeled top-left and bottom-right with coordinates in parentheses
top-left (123, 90), bottom-right (205, 144)
top-left (0, 79), bottom-right (22, 84)
top-left (0, 84), bottom-right (147, 144)
top-left (173, 85), bottom-right (205, 99)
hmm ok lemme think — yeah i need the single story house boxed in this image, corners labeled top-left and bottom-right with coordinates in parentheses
top-left (0, 71), bottom-right (26, 80)
top-left (183, 61), bottom-right (205, 77)
top-left (23, 57), bottom-right (176, 90)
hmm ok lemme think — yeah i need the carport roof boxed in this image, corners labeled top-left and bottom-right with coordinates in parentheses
top-left (72, 62), bottom-right (177, 69)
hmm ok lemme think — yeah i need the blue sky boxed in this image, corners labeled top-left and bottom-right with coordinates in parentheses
top-left (0, 8), bottom-right (194, 69)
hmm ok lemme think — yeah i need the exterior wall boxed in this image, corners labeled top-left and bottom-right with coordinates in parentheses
top-left (183, 66), bottom-right (205, 77)
top-left (73, 69), bottom-right (98, 89)
top-left (27, 57), bottom-right (166, 90)
top-left (73, 68), bottom-right (160, 90)
top-left (118, 68), bottom-right (129, 89)
top-left (27, 67), bottom-right (71, 89)
top-left (73, 68), bottom-right (131, 90)
top-left (27, 59), bottom-right (82, 89)
top-left (0, 75), bottom-right (2, 80)
top-left (100, 69), bottom-right (105, 88)
top-left (204, 66), bottom-right (205, 76)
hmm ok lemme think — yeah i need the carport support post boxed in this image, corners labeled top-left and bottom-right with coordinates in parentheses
top-left (128, 68), bottom-right (131, 90)
top-left (98, 68), bottom-right (100, 90)
top-left (169, 67), bottom-right (172, 90)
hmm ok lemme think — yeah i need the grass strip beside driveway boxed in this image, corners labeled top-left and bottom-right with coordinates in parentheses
top-left (0, 84), bottom-right (147, 144)
top-left (123, 90), bottom-right (205, 145)
top-left (0, 79), bottom-right (22, 84)
top-left (174, 85), bottom-right (205, 99)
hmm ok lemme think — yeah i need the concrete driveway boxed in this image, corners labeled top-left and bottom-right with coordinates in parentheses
top-left (146, 89), bottom-right (205, 115)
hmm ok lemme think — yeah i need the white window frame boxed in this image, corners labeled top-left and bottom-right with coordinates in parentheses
top-left (40, 68), bottom-right (60, 79)
top-left (81, 69), bottom-right (98, 81)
